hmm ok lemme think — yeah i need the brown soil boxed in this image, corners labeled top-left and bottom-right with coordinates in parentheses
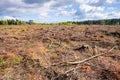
top-left (0, 25), bottom-right (120, 80)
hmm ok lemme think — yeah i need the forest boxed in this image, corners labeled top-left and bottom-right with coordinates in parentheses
top-left (60, 18), bottom-right (120, 25)
top-left (0, 18), bottom-right (120, 25)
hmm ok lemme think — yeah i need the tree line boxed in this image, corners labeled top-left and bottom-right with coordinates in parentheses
top-left (59, 18), bottom-right (120, 25)
top-left (0, 19), bottom-right (35, 25)
top-left (0, 18), bottom-right (120, 25)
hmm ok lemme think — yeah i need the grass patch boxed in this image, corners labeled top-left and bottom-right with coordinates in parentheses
top-left (0, 59), bottom-right (5, 67)
top-left (7, 55), bottom-right (23, 66)
top-left (0, 55), bottom-right (22, 68)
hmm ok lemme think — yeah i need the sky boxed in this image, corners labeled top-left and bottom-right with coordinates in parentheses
top-left (0, 0), bottom-right (120, 23)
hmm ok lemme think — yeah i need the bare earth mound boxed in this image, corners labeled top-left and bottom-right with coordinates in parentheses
top-left (0, 25), bottom-right (120, 80)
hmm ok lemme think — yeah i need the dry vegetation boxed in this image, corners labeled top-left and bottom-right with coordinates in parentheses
top-left (0, 25), bottom-right (120, 80)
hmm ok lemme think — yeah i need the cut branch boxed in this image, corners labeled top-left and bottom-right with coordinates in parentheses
top-left (67, 46), bottom-right (116, 65)
top-left (65, 46), bottom-right (116, 74)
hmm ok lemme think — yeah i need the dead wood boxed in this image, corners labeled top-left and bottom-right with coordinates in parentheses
top-left (65, 46), bottom-right (116, 74)
top-left (67, 46), bottom-right (116, 65)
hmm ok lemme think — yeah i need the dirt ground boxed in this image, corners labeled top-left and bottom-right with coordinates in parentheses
top-left (0, 25), bottom-right (120, 80)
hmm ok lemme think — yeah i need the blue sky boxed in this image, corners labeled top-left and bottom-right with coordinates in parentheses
top-left (0, 0), bottom-right (120, 23)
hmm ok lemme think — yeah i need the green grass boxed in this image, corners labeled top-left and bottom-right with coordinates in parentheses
top-left (0, 55), bottom-right (22, 67)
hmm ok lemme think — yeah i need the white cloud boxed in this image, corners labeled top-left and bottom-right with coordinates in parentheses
top-left (38, 0), bottom-right (56, 17)
top-left (58, 9), bottom-right (76, 16)
top-left (0, 0), bottom-right (120, 22)
top-left (106, 0), bottom-right (117, 3)
top-left (1, 16), bottom-right (16, 20)
top-left (76, 0), bottom-right (99, 4)
top-left (80, 4), bottom-right (104, 13)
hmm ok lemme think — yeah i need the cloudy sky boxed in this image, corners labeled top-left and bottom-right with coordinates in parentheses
top-left (0, 0), bottom-right (120, 23)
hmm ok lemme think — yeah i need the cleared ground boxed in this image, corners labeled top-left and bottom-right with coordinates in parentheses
top-left (0, 25), bottom-right (120, 80)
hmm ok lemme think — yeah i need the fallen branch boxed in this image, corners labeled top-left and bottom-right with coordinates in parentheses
top-left (67, 46), bottom-right (116, 65)
top-left (65, 46), bottom-right (116, 74)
